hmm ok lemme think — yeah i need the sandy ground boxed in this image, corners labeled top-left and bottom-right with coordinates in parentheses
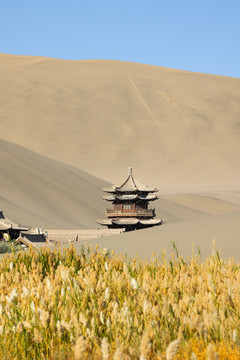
top-left (73, 212), bottom-right (240, 261)
top-left (0, 139), bottom-right (109, 229)
top-left (1, 53), bottom-right (240, 258)
top-left (1, 138), bottom-right (240, 231)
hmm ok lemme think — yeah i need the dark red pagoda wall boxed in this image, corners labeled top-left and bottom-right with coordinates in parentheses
top-left (114, 203), bottom-right (137, 211)
top-left (113, 203), bottom-right (149, 211)
top-left (114, 203), bottom-right (122, 211)
top-left (136, 203), bottom-right (147, 211)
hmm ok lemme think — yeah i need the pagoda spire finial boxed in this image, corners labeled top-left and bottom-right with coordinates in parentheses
top-left (128, 166), bottom-right (132, 175)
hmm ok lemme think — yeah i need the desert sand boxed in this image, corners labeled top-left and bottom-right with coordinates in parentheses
top-left (0, 138), bottom-right (108, 229)
top-left (1, 53), bottom-right (240, 259)
top-left (73, 212), bottom-right (240, 261)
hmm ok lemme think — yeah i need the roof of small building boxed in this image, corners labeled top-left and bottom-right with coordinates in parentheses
top-left (15, 232), bottom-right (46, 248)
top-left (20, 233), bottom-right (46, 243)
top-left (0, 211), bottom-right (30, 231)
top-left (103, 168), bottom-right (158, 193)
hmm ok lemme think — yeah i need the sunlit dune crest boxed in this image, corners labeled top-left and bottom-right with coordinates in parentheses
top-left (0, 53), bottom-right (240, 187)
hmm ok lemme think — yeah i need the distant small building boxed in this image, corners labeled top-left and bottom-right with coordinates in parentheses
top-left (15, 233), bottom-right (46, 249)
top-left (97, 167), bottom-right (164, 231)
top-left (0, 211), bottom-right (30, 239)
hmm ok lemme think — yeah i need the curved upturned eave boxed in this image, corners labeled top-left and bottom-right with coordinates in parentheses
top-left (103, 187), bottom-right (158, 194)
top-left (103, 168), bottom-right (158, 193)
top-left (139, 219), bottom-right (163, 225)
top-left (102, 186), bottom-right (117, 193)
top-left (138, 195), bottom-right (158, 201)
top-left (116, 194), bottom-right (138, 200)
top-left (96, 218), bottom-right (164, 227)
top-left (102, 195), bottom-right (115, 201)
top-left (0, 212), bottom-right (30, 232)
top-left (102, 194), bottom-right (158, 201)
top-left (96, 219), bottom-right (113, 226)
top-left (113, 218), bottom-right (139, 225)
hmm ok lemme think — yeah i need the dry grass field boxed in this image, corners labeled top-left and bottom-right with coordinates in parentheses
top-left (0, 246), bottom-right (240, 359)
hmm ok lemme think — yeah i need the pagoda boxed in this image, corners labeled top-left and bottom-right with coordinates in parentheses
top-left (97, 168), bottom-right (163, 231)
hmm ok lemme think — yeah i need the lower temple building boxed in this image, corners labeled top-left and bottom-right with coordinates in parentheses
top-left (0, 211), bottom-right (30, 239)
top-left (97, 168), bottom-right (163, 231)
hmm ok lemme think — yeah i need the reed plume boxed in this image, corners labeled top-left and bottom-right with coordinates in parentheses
top-left (166, 339), bottom-right (180, 360)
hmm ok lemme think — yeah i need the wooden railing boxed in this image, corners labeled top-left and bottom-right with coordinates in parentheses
top-left (106, 208), bottom-right (155, 217)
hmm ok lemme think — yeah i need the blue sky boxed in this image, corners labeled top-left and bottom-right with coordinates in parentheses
top-left (1, 0), bottom-right (240, 77)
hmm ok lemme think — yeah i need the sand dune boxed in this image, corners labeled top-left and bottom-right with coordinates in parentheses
top-left (1, 136), bottom-right (240, 236)
top-left (77, 212), bottom-right (240, 261)
top-left (160, 193), bottom-right (240, 216)
top-left (0, 53), bottom-right (240, 189)
top-left (1, 139), bottom-right (239, 231)
top-left (1, 53), bottom-right (240, 257)
top-left (0, 139), bottom-right (109, 229)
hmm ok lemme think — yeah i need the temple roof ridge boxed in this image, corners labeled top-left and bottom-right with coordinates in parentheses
top-left (0, 211), bottom-right (30, 231)
top-left (103, 167), bottom-right (158, 193)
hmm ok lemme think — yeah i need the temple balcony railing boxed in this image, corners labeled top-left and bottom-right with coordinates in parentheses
top-left (106, 208), bottom-right (156, 218)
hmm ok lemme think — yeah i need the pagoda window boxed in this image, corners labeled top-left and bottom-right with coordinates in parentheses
top-left (123, 202), bottom-right (132, 210)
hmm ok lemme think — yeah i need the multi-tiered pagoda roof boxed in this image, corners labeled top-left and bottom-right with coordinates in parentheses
top-left (97, 168), bottom-right (163, 231)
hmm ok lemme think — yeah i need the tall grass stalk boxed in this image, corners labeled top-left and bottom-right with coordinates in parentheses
top-left (0, 246), bottom-right (238, 359)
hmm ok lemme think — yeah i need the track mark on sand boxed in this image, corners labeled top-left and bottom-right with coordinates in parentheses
top-left (123, 63), bottom-right (161, 125)
top-left (0, 62), bottom-right (76, 115)
top-left (158, 90), bottom-right (183, 112)
top-left (122, 62), bottom-right (194, 174)
top-left (158, 90), bottom-right (190, 127)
